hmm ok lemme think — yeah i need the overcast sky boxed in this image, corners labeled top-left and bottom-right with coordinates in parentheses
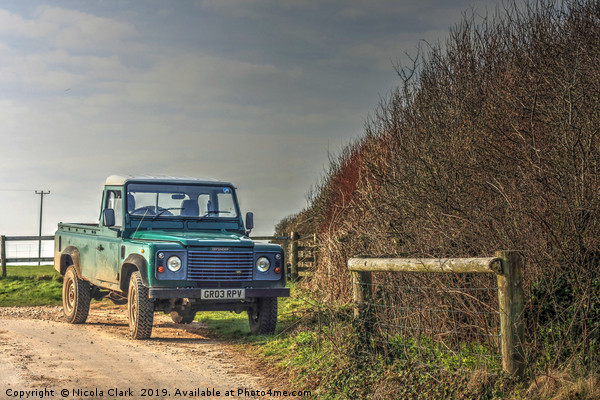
top-left (0, 0), bottom-right (501, 240)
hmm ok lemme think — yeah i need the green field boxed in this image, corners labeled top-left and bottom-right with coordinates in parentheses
top-left (0, 265), bottom-right (63, 306)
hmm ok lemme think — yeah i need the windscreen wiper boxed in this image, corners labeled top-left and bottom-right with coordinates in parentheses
top-left (151, 207), bottom-right (184, 221)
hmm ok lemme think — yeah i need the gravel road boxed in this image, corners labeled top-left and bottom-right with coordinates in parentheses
top-left (0, 303), bottom-right (295, 400)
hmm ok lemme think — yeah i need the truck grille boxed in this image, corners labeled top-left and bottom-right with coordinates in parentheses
top-left (187, 251), bottom-right (254, 281)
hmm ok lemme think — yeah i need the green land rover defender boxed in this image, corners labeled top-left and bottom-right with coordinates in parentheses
top-left (54, 175), bottom-right (289, 339)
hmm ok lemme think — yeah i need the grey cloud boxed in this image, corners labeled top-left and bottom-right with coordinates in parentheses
top-left (0, 0), bottom-right (505, 237)
top-left (37, 6), bottom-right (139, 51)
top-left (0, 8), bottom-right (57, 37)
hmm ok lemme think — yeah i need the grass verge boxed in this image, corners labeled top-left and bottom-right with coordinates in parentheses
top-left (196, 286), bottom-right (598, 400)
top-left (0, 265), bottom-right (62, 306)
top-left (195, 285), bottom-right (517, 399)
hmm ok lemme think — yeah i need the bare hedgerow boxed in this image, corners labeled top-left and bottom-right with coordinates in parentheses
top-left (280, 0), bottom-right (600, 381)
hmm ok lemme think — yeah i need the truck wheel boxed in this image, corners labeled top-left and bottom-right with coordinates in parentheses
top-left (170, 309), bottom-right (196, 324)
top-left (128, 271), bottom-right (154, 339)
top-left (62, 266), bottom-right (91, 324)
top-left (248, 297), bottom-right (278, 335)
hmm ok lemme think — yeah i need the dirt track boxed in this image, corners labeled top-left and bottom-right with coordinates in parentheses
top-left (0, 303), bottom-right (296, 400)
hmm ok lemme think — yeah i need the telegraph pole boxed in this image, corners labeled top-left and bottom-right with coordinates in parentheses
top-left (35, 190), bottom-right (50, 266)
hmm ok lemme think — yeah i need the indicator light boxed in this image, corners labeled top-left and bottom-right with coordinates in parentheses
top-left (158, 266), bottom-right (165, 273)
top-left (275, 267), bottom-right (281, 274)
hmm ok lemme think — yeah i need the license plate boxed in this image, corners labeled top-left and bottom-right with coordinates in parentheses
top-left (200, 289), bottom-right (245, 300)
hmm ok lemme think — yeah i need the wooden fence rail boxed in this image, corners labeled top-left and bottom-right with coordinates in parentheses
top-left (348, 250), bottom-right (524, 377)
top-left (1, 235), bottom-right (55, 277)
top-left (254, 232), bottom-right (315, 281)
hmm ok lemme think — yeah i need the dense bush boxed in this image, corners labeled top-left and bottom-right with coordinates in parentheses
top-left (278, 0), bottom-right (600, 385)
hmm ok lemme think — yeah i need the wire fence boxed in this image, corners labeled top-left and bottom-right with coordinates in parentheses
top-left (1, 236), bottom-right (55, 277)
top-left (3, 241), bottom-right (54, 260)
top-left (357, 274), bottom-right (503, 373)
top-left (348, 253), bottom-right (524, 376)
top-left (292, 252), bottom-right (524, 378)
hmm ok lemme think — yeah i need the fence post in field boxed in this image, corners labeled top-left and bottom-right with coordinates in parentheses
top-left (313, 233), bottom-right (318, 269)
top-left (351, 269), bottom-right (372, 318)
top-left (496, 250), bottom-right (525, 377)
top-left (290, 232), bottom-right (299, 281)
top-left (351, 269), bottom-right (373, 340)
top-left (281, 234), bottom-right (288, 280)
top-left (1, 235), bottom-right (6, 278)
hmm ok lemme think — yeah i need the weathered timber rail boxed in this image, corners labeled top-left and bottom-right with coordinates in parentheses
top-left (348, 250), bottom-right (524, 377)
top-left (1, 235), bottom-right (55, 276)
top-left (254, 232), bottom-right (316, 281)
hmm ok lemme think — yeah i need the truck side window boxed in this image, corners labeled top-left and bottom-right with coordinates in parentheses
top-left (105, 190), bottom-right (123, 228)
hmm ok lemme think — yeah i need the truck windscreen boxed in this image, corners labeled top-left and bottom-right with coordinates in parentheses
top-left (126, 183), bottom-right (238, 219)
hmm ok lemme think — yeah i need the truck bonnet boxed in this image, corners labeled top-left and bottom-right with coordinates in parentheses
top-left (130, 230), bottom-right (254, 248)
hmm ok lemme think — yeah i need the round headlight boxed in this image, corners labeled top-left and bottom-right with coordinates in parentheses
top-left (256, 256), bottom-right (270, 272)
top-left (167, 256), bottom-right (182, 272)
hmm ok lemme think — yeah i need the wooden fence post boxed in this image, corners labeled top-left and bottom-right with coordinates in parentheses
top-left (496, 250), bottom-right (525, 377)
top-left (313, 233), bottom-right (318, 269)
top-left (1, 235), bottom-right (6, 278)
top-left (352, 270), bottom-right (372, 318)
top-left (352, 269), bottom-right (374, 343)
top-left (281, 235), bottom-right (288, 280)
top-left (290, 232), bottom-right (299, 281)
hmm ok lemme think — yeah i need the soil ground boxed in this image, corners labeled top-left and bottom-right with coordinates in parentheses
top-left (0, 302), bottom-right (298, 400)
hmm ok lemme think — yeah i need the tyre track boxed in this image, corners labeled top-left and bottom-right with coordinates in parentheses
top-left (0, 304), bottom-right (292, 400)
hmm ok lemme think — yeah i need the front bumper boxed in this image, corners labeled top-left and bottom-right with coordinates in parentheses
top-left (148, 287), bottom-right (290, 299)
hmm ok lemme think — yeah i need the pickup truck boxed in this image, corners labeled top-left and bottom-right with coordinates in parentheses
top-left (54, 175), bottom-right (289, 339)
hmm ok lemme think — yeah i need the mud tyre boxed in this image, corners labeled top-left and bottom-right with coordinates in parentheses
top-left (128, 271), bottom-right (154, 340)
top-left (248, 297), bottom-right (278, 335)
top-left (62, 265), bottom-right (91, 324)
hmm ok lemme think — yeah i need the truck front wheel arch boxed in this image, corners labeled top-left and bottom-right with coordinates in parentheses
top-left (120, 254), bottom-right (149, 294)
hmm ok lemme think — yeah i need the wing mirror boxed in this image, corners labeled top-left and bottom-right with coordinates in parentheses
top-left (103, 209), bottom-right (115, 227)
top-left (245, 212), bottom-right (254, 233)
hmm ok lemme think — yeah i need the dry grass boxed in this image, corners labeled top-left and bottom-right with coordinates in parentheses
top-left (467, 369), bottom-right (495, 393)
top-left (526, 371), bottom-right (600, 400)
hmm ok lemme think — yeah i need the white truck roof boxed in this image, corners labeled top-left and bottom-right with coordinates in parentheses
top-left (104, 174), bottom-right (224, 186)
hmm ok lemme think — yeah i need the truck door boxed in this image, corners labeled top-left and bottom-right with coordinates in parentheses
top-left (95, 188), bottom-right (122, 288)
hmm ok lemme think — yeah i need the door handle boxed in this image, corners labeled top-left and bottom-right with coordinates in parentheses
top-left (96, 245), bottom-right (104, 251)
